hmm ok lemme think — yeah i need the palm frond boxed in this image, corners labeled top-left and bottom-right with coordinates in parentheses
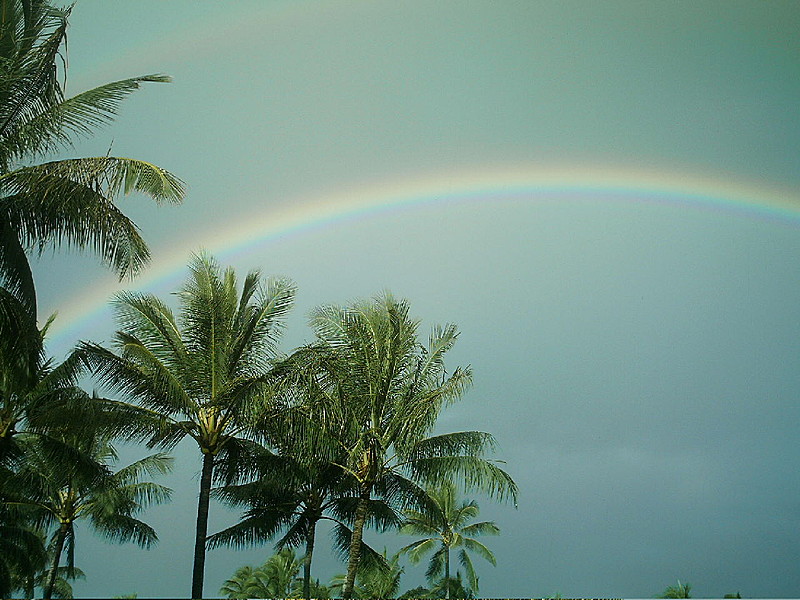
top-left (398, 536), bottom-right (438, 564)
top-left (2, 75), bottom-right (173, 163)
top-left (424, 545), bottom-right (446, 582)
top-left (458, 547), bottom-right (480, 592)
top-left (206, 512), bottom-right (290, 551)
top-left (459, 520), bottom-right (500, 537)
top-left (88, 512), bottom-right (158, 548)
top-left (461, 537), bottom-right (496, 566)
top-left (1, 157), bottom-right (184, 277)
top-left (0, 216), bottom-right (35, 313)
top-left (407, 454), bottom-right (518, 505)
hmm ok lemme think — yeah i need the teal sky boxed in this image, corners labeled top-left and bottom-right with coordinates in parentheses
top-left (31, 1), bottom-right (800, 597)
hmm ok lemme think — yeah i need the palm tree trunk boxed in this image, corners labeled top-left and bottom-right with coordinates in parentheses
top-left (342, 489), bottom-right (370, 600)
top-left (191, 452), bottom-right (214, 599)
top-left (43, 523), bottom-right (68, 600)
top-left (445, 545), bottom-right (451, 600)
top-left (303, 520), bottom-right (317, 600)
top-left (25, 573), bottom-right (34, 599)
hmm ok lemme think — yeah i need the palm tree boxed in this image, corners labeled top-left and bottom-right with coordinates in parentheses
top-left (81, 252), bottom-right (296, 599)
top-left (400, 481), bottom-right (499, 599)
top-left (219, 548), bottom-right (301, 599)
top-left (211, 453), bottom-right (395, 600)
top-left (4, 429), bottom-right (172, 599)
top-left (353, 550), bottom-right (404, 600)
top-left (425, 572), bottom-right (475, 600)
top-left (6, 530), bottom-right (86, 600)
top-left (219, 564), bottom-right (258, 599)
top-left (289, 292), bottom-right (518, 598)
top-left (660, 580), bottom-right (692, 598)
top-left (210, 450), bottom-right (356, 600)
top-left (0, 320), bottom-right (109, 595)
top-left (0, 0), bottom-right (184, 330)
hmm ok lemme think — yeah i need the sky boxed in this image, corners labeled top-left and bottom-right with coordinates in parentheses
top-left (27, 1), bottom-right (800, 597)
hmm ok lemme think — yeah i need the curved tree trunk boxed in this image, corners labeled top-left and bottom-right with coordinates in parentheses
top-left (303, 520), bottom-right (317, 600)
top-left (342, 489), bottom-right (370, 600)
top-left (191, 452), bottom-right (214, 599)
top-left (43, 523), bottom-right (68, 600)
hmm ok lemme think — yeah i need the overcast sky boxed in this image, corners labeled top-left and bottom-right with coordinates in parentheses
top-left (31, 1), bottom-right (800, 597)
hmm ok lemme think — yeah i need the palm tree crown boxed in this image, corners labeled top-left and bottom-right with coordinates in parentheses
top-left (219, 548), bottom-right (301, 599)
top-left (287, 292), bottom-right (517, 598)
top-left (0, 0), bottom-right (184, 326)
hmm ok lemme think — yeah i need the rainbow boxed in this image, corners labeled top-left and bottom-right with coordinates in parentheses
top-left (45, 165), bottom-right (800, 354)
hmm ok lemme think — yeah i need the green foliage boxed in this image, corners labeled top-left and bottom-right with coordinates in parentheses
top-left (329, 550), bottom-right (404, 600)
top-left (3, 425), bottom-right (171, 598)
top-left (285, 292), bottom-right (517, 598)
top-left (209, 442), bottom-right (378, 600)
top-left (400, 480), bottom-right (499, 596)
top-left (0, 0), bottom-right (184, 340)
top-left (0, 334), bottom-right (87, 465)
top-left (659, 579), bottom-right (692, 598)
top-left (220, 548), bottom-right (303, 599)
top-left (396, 573), bottom-right (475, 599)
top-left (82, 252), bottom-right (296, 455)
top-left (0, 502), bottom-right (47, 597)
top-left (82, 251), bottom-right (295, 598)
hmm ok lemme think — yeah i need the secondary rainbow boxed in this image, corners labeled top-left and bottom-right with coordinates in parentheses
top-left (45, 165), bottom-right (800, 352)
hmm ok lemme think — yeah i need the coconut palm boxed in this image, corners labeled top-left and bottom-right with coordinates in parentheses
top-left (219, 564), bottom-right (257, 599)
top-left (288, 292), bottom-right (517, 598)
top-left (4, 429), bottom-right (172, 599)
top-left (660, 580), bottom-right (692, 598)
top-left (424, 572), bottom-right (475, 599)
top-left (0, 0), bottom-right (184, 329)
top-left (400, 481), bottom-right (499, 598)
top-left (81, 252), bottom-right (296, 598)
top-left (210, 450), bottom-right (349, 600)
top-left (219, 548), bottom-right (302, 599)
top-left (353, 550), bottom-right (404, 599)
top-left (6, 532), bottom-right (86, 600)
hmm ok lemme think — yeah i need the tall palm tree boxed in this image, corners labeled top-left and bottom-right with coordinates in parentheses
top-left (81, 252), bottom-right (296, 599)
top-left (289, 292), bottom-right (518, 599)
top-left (400, 481), bottom-right (499, 599)
top-left (0, 0), bottom-right (184, 326)
top-left (209, 353), bottom-right (399, 600)
top-left (4, 429), bottom-right (172, 599)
